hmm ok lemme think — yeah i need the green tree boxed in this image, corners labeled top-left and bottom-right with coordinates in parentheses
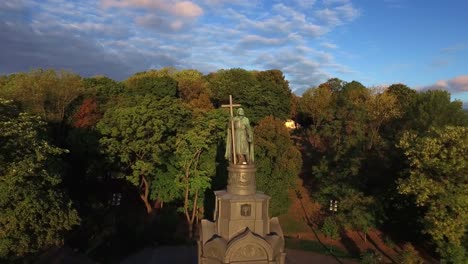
top-left (97, 96), bottom-right (191, 214)
top-left (0, 99), bottom-right (79, 260)
top-left (407, 90), bottom-right (467, 133)
top-left (360, 249), bottom-right (382, 264)
top-left (337, 190), bottom-right (376, 243)
top-left (253, 69), bottom-right (292, 120)
top-left (173, 69), bottom-right (213, 112)
top-left (297, 85), bottom-right (335, 151)
top-left (387, 83), bottom-right (416, 111)
top-left (309, 81), bottom-right (371, 194)
top-left (209, 69), bottom-right (292, 123)
top-left (0, 69), bottom-right (84, 123)
top-left (297, 85), bottom-right (334, 131)
top-left (319, 77), bottom-right (346, 92)
top-left (321, 216), bottom-right (340, 240)
top-left (83, 76), bottom-right (124, 100)
top-left (383, 83), bottom-right (417, 139)
top-left (209, 69), bottom-right (260, 119)
top-left (398, 126), bottom-right (468, 262)
top-left (365, 88), bottom-right (401, 149)
top-left (398, 243), bottom-right (424, 264)
top-left (125, 76), bottom-right (178, 99)
top-left (174, 109), bottom-right (228, 238)
top-left (254, 116), bottom-right (302, 216)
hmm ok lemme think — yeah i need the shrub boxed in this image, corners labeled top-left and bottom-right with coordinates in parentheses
top-left (360, 249), bottom-right (382, 264)
top-left (383, 235), bottom-right (396, 249)
top-left (398, 243), bottom-right (424, 264)
top-left (321, 217), bottom-right (340, 240)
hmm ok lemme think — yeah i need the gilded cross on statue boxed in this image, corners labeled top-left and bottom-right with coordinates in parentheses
top-left (221, 95), bottom-right (241, 164)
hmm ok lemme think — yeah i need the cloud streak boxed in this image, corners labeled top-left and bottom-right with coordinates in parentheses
top-left (423, 75), bottom-right (468, 93)
top-left (101, 0), bottom-right (203, 18)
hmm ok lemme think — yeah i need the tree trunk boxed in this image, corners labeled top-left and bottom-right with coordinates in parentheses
top-left (140, 176), bottom-right (153, 214)
top-left (188, 223), bottom-right (194, 239)
top-left (184, 182), bottom-right (198, 240)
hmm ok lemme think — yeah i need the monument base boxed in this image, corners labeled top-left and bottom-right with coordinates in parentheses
top-left (198, 163), bottom-right (285, 264)
top-left (198, 190), bottom-right (285, 264)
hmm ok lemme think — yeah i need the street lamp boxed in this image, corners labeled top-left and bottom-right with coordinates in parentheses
top-left (329, 200), bottom-right (338, 213)
top-left (328, 199), bottom-right (339, 254)
top-left (111, 193), bottom-right (122, 207)
top-left (110, 193), bottom-right (122, 234)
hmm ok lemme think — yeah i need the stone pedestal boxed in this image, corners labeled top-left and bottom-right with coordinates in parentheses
top-left (198, 164), bottom-right (286, 264)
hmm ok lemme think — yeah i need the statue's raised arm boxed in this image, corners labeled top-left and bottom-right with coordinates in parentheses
top-left (225, 107), bottom-right (254, 164)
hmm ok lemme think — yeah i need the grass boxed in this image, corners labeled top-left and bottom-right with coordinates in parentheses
top-left (285, 237), bottom-right (356, 259)
top-left (278, 215), bottom-right (310, 234)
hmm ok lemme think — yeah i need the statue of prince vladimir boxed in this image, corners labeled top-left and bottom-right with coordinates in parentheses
top-left (225, 107), bottom-right (254, 164)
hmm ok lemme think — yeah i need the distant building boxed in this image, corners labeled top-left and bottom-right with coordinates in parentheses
top-left (285, 119), bottom-right (298, 129)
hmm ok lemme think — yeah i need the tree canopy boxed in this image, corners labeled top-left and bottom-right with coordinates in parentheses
top-left (97, 95), bottom-right (191, 214)
top-left (398, 126), bottom-right (468, 262)
top-left (209, 68), bottom-right (292, 123)
top-left (254, 116), bottom-right (302, 216)
top-left (0, 68), bottom-right (466, 262)
top-left (0, 99), bottom-right (79, 260)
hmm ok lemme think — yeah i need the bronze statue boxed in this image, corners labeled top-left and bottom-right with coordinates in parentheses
top-left (225, 107), bottom-right (254, 164)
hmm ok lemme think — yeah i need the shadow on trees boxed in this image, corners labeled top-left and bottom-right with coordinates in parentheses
top-left (63, 176), bottom-right (188, 263)
top-left (203, 142), bottom-right (228, 221)
top-left (291, 129), bottom-right (321, 194)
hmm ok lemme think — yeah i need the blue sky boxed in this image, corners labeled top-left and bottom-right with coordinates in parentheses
top-left (0, 0), bottom-right (467, 105)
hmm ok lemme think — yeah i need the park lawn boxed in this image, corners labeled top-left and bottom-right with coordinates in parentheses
top-left (285, 237), bottom-right (357, 259)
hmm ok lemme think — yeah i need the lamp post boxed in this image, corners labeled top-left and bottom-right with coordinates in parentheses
top-left (328, 200), bottom-right (338, 254)
top-left (329, 200), bottom-right (338, 214)
top-left (111, 193), bottom-right (122, 207)
top-left (110, 193), bottom-right (122, 233)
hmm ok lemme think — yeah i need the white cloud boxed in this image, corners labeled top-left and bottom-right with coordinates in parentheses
top-left (321, 42), bottom-right (338, 49)
top-left (240, 35), bottom-right (284, 45)
top-left (135, 14), bottom-right (190, 32)
top-left (315, 4), bottom-right (359, 26)
top-left (335, 4), bottom-right (360, 21)
top-left (294, 0), bottom-right (316, 8)
top-left (101, 0), bottom-right (203, 18)
top-left (315, 8), bottom-right (342, 26)
top-left (423, 75), bottom-right (468, 93)
top-left (323, 0), bottom-right (349, 5)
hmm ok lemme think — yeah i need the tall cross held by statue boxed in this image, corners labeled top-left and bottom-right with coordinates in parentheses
top-left (221, 95), bottom-right (241, 164)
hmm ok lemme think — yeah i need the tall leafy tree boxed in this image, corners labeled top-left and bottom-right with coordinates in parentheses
top-left (365, 88), bottom-right (401, 149)
top-left (254, 116), bottom-right (302, 216)
top-left (253, 69), bottom-right (292, 121)
top-left (97, 96), bottom-right (191, 214)
top-left (297, 85), bottom-right (334, 151)
top-left (83, 76), bottom-right (124, 100)
top-left (125, 76), bottom-right (178, 99)
top-left (71, 97), bottom-right (102, 129)
top-left (397, 126), bottom-right (468, 262)
top-left (0, 69), bottom-right (84, 123)
top-left (407, 90), bottom-right (467, 133)
top-left (173, 69), bottom-right (213, 112)
top-left (336, 189), bottom-right (376, 243)
top-left (209, 68), bottom-right (292, 123)
top-left (0, 99), bottom-right (79, 260)
top-left (173, 109), bottom-right (228, 238)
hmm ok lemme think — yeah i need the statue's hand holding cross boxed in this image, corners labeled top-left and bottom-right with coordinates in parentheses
top-left (221, 95), bottom-right (241, 164)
